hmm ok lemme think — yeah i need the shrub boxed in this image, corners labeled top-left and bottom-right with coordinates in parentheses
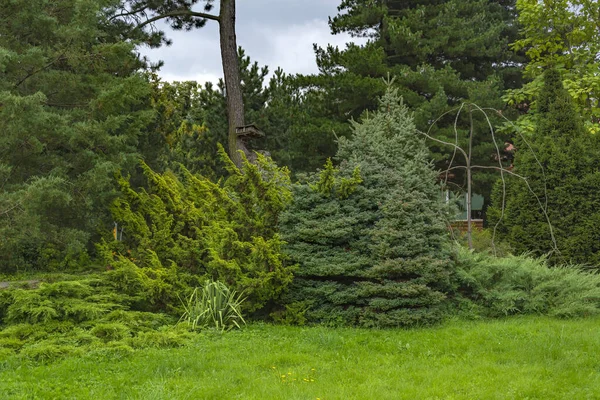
top-left (0, 274), bottom-right (188, 357)
top-left (454, 228), bottom-right (514, 257)
top-left (90, 323), bottom-right (132, 342)
top-left (453, 247), bottom-right (600, 318)
top-left (97, 145), bottom-right (294, 313)
top-left (2, 278), bottom-right (126, 325)
top-left (19, 342), bottom-right (82, 363)
top-left (128, 326), bottom-right (193, 349)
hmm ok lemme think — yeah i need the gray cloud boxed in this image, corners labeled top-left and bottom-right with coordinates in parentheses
top-left (138, 0), bottom-right (365, 83)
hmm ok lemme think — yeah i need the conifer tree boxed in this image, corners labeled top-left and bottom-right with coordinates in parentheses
top-left (279, 86), bottom-right (454, 327)
top-left (99, 146), bottom-right (294, 312)
top-left (290, 0), bottom-right (523, 200)
top-left (0, 0), bottom-right (155, 271)
top-left (489, 69), bottom-right (600, 266)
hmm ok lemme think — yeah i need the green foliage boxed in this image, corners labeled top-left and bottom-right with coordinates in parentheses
top-left (0, 0), bottom-right (156, 272)
top-left (179, 281), bottom-right (246, 332)
top-left (454, 228), bottom-right (514, 258)
top-left (293, 0), bottom-right (522, 201)
top-left (127, 326), bottom-right (193, 349)
top-left (0, 271), bottom-right (200, 359)
top-left (90, 323), bottom-right (131, 343)
top-left (269, 301), bottom-right (311, 326)
top-left (98, 147), bottom-right (294, 312)
top-left (489, 69), bottom-right (600, 266)
top-left (280, 87), bottom-right (454, 327)
top-left (19, 343), bottom-right (82, 363)
top-left (453, 247), bottom-right (600, 318)
top-left (504, 0), bottom-right (600, 134)
top-left (2, 279), bottom-right (125, 325)
top-left (311, 158), bottom-right (362, 199)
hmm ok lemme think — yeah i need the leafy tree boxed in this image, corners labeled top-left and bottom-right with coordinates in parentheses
top-left (504, 0), bottom-right (600, 134)
top-left (0, 0), bottom-right (155, 272)
top-left (489, 69), bottom-right (600, 266)
top-left (279, 86), bottom-right (454, 327)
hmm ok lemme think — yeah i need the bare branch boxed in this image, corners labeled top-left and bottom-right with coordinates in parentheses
top-left (426, 103), bottom-right (559, 256)
top-left (108, 5), bottom-right (150, 22)
top-left (444, 103), bottom-right (465, 186)
top-left (482, 107), bottom-right (550, 213)
top-left (419, 126), bottom-right (469, 162)
top-left (135, 10), bottom-right (219, 31)
top-left (471, 165), bottom-right (559, 254)
top-left (469, 103), bottom-right (506, 255)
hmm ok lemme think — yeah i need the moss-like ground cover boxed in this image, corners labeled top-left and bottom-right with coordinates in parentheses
top-left (1, 316), bottom-right (599, 399)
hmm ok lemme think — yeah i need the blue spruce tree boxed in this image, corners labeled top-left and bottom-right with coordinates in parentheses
top-left (279, 86), bottom-right (454, 327)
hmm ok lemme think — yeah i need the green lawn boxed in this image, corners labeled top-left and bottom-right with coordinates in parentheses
top-left (1, 316), bottom-right (599, 399)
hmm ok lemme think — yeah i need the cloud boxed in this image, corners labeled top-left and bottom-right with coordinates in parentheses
top-left (138, 0), bottom-right (366, 83)
top-left (243, 19), bottom-right (364, 76)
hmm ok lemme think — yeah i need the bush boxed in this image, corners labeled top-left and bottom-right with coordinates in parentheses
top-left (2, 278), bottom-right (127, 325)
top-left (97, 145), bottom-right (294, 313)
top-left (453, 247), bottom-right (600, 318)
top-left (0, 274), bottom-right (191, 358)
top-left (90, 323), bottom-right (131, 342)
top-left (20, 342), bottom-right (82, 363)
top-left (454, 228), bottom-right (514, 257)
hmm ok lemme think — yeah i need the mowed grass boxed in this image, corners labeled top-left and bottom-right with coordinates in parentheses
top-left (1, 316), bottom-right (599, 399)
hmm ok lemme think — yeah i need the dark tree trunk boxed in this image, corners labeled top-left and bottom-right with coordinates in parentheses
top-left (219, 0), bottom-right (249, 169)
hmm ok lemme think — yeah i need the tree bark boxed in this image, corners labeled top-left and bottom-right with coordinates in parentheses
top-left (219, 0), bottom-right (249, 169)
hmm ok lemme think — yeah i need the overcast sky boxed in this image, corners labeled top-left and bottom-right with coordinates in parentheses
top-left (138, 0), bottom-right (366, 84)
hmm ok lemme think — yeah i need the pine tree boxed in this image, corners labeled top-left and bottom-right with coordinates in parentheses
top-left (279, 86), bottom-right (454, 327)
top-left (292, 0), bottom-right (523, 203)
top-left (0, 0), bottom-right (155, 271)
top-left (488, 69), bottom-right (600, 266)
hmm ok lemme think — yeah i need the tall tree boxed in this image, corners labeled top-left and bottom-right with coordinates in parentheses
top-left (489, 69), bottom-right (600, 266)
top-left (146, 48), bottom-right (275, 178)
top-left (117, 0), bottom-right (252, 167)
top-left (0, 0), bottom-right (155, 271)
top-left (280, 86), bottom-right (454, 327)
top-left (294, 0), bottom-right (522, 204)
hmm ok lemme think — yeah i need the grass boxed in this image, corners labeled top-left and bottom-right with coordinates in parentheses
top-left (1, 316), bottom-right (599, 399)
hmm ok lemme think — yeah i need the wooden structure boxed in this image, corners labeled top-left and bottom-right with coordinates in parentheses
top-left (236, 124), bottom-right (264, 139)
top-left (450, 219), bottom-right (484, 233)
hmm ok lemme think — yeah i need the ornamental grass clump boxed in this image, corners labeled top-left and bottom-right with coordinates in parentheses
top-left (179, 280), bottom-right (246, 332)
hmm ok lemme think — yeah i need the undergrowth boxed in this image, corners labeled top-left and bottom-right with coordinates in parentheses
top-left (453, 247), bottom-right (600, 318)
top-left (0, 274), bottom-right (196, 362)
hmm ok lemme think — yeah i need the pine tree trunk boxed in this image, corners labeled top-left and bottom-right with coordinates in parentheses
top-left (219, 0), bottom-right (249, 169)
